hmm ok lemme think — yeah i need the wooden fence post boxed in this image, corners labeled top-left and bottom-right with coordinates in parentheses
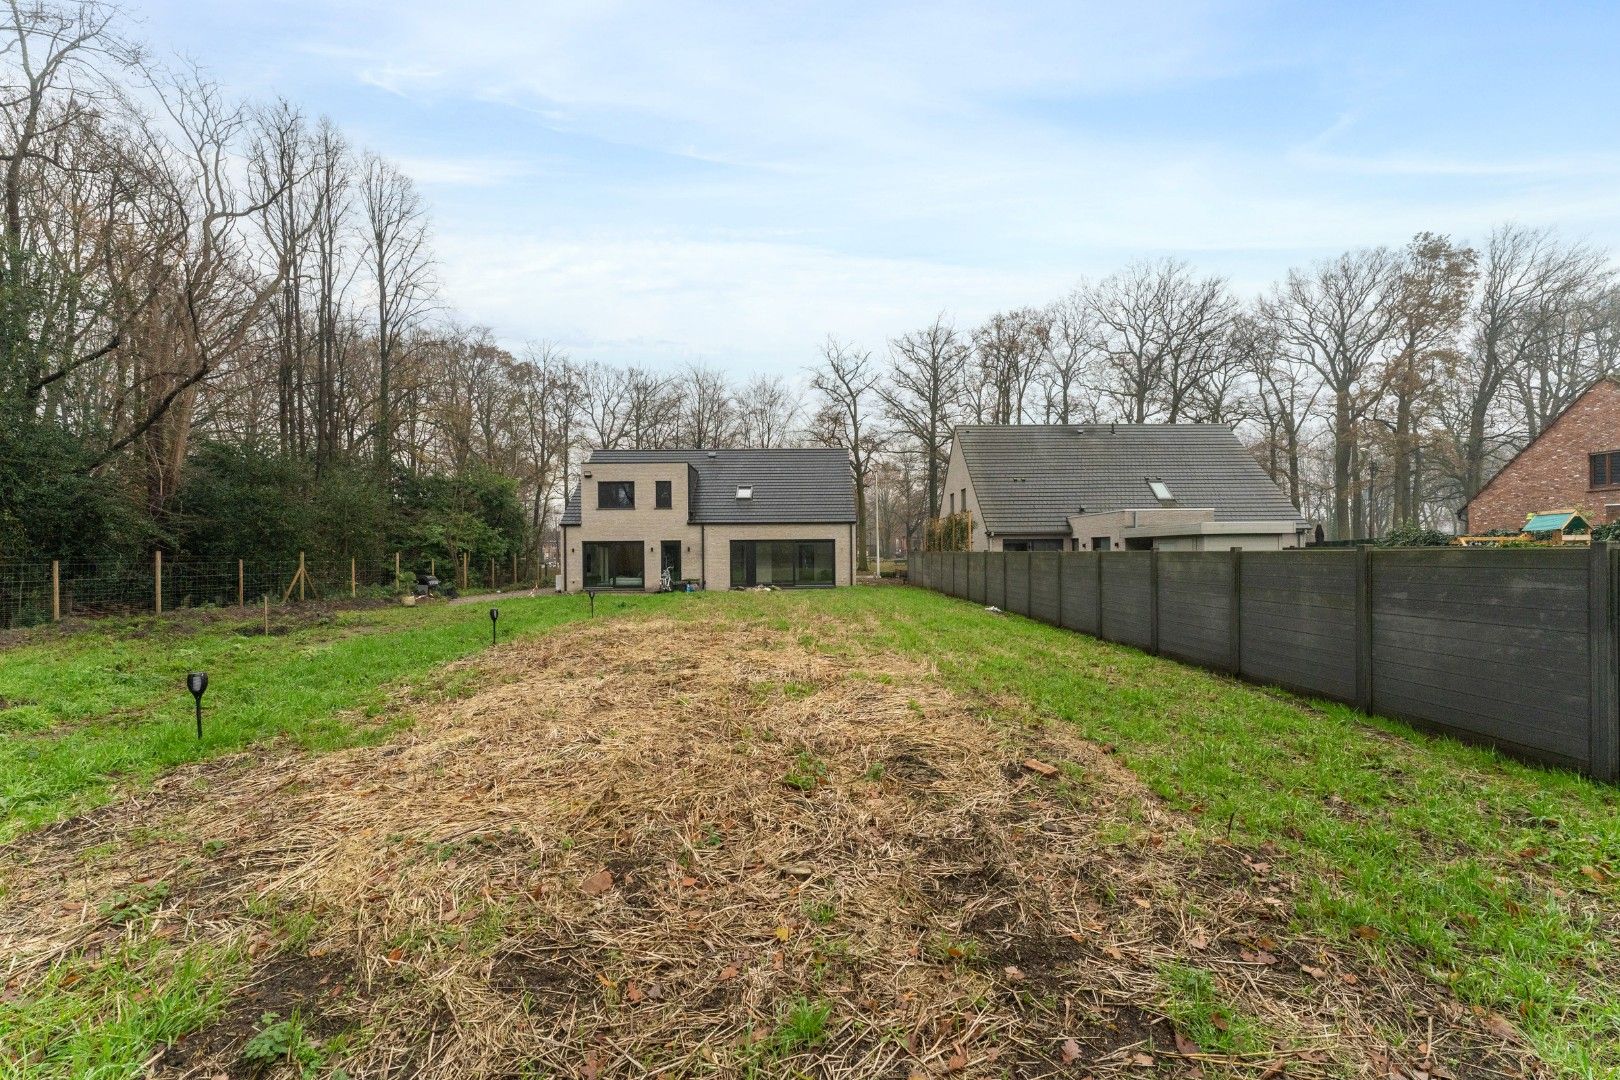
top-left (154, 550), bottom-right (163, 615)
top-left (298, 551), bottom-right (306, 602)
top-left (351, 557), bottom-right (357, 598)
top-left (1148, 547), bottom-right (1161, 655)
top-left (395, 551), bottom-right (401, 586)
top-left (1354, 545), bottom-right (1374, 713)
top-left (238, 559), bottom-right (245, 607)
top-left (51, 560), bottom-right (60, 622)
top-left (462, 551), bottom-right (469, 590)
top-left (490, 557), bottom-right (496, 589)
top-left (512, 551), bottom-right (518, 587)
top-left (1588, 542), bottom-right (1617, 782)
top-left (1228, 547), bottom-right (1243, 675)
top-left (263, 594), bottom-right (269, 635)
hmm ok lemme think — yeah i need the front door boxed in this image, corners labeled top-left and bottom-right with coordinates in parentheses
top-left (660, 541), bottom-right (682, 585)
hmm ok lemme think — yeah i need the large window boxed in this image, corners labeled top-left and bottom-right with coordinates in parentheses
top-left (655, 480), bottom-right (673, 508)
top-left (1592, 451), bottom-right (1620, 488)
top-left (1002, 538), bottom-right (1064, 551)
top-left (597, 481), bottom-right (635, 509)
top-left (583, 541), bottom-right (644, 589)
top-left (730, 540), bottom-right (836, 588)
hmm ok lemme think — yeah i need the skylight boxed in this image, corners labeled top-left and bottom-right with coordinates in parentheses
top-left (1147, 479), bottom-right (1174, 503)
top-left (736, 485), bottom-right (753, 500)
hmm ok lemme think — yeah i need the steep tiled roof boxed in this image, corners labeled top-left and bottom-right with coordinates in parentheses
top-left (956, 424), bottom-right (1307, 535)
top-left (561, 448), bottom-right (855, 525)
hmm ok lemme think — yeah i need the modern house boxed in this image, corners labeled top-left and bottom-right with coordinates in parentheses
top-left (938, 424), bottom-right (1310, 551)
top-left (559, 448), bottom-right (856, 591)
top-left (1464, 378), bottom-right (1620, 532)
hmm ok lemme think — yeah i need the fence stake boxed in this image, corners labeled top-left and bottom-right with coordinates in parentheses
top-left (299, 551), bottom-right (306, 602)
top-left (1354, 545), bottom-right (1374, 713)
top-left (51, 559), bottom-right (60, 621)
top-left (431, 557), bottom-right (436, 578)
top-left (462, 551), bottom-right (469, 591)
top-left (238, 559), bottom-right (244, 607)
top-left (1588, 542), bottom-right (1617, 782)
top-left (1228, 547), bottom-right (1243, 676)
top-left (490, 556), bottom-right (496, 589)
top-left (154, 550), bottom-right (163, 615)
top-left (1148, 547), bottom-right (1161, 655)
top-left (512, 551), bottom-right (518, 586)
top-left (263, 594), bottom-right (269, 635)
top-left (395, 551), bottom-right (401, 586)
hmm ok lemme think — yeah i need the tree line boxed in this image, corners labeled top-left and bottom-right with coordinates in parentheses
top-left (7, 2), bottom-right (1618, 582)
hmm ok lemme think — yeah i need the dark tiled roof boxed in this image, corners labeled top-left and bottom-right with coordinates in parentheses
top-left (560, 448), bottom-right (855, 525)
top-left (956, 424), bottom-right (1307, 535)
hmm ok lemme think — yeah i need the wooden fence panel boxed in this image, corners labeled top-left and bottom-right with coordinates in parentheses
top-left (1158, 552), bottom-right (1232, 668)
top-left (1371, 547), bottom-right (1592, 771)
top-left (1030, 552), bottom-right (1061, 625)
top-left (1237, 551), bottom-right (1357, 701)
top-left (1059, 553), bottom-right (1100, 634)
top-left (1099, 552), bottom-right (1153, 649)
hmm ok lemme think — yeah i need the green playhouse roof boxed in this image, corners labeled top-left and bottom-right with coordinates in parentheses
top-left (1523, 511), bottom-right (1590, 533)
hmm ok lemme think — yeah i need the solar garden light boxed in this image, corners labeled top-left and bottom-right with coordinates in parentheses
top-left (186, 671), bottom-right (208, 740)
top-left (489, 606), bottom-right (500, 645)
top-left (587, 587), bottom-right (597, 617)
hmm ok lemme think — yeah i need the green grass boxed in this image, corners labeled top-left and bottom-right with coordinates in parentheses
top-left (0, 593), bottom-right (670, 841)
top-left (710, 586), bottom-right (1620, 1075)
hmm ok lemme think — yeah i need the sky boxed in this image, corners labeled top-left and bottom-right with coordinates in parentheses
top-left (140, 0), bottom-right (1620, 377)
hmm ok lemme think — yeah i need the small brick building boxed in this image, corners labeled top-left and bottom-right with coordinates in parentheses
top-left (1465, 378), bottom-right (1620, 533)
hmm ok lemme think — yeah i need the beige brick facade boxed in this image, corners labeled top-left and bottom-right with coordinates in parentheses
top-left (561, 459), bottom-right (855, 591)
top-left (1465, 379), bottom-right (1620, 533)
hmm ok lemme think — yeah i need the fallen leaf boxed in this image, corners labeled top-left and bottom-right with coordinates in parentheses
top-left (625, 982), bottom-right (644, 1003)
top-left (580, 869), bottom-right (614, 896)
top-left (1209, 1011), bottom-right (1229, 1032)
top-left (1023, 758), bottom-right (1059, 777)
top-left (1240, 949), bottom-right (1278, 966)
top-left (1003, 965), bottom-right (1026, 982)
top-left (1579, 865), bottom-right (1608, 884)
top-left (386, 947), bottom-right (403, 962)
top-left (717, 964), bottom-right (739, 981)
top-left (1338, 972), bottom-right (1359, 986)
top-left (1131, 1052), bottom-right (1155, 1067)
top-left (678, 876), bottom-right (697, 888)
top-left (1301, 964), bottom-right (1327, 979)
top-left (1354, 924), bottom-right (1381, 941)
top-left (1060, 1038), bottom-right (1082, 1064)
top-left (1102, 945), bottom-right (1125, 961)
top-left (947, 1049), bottom-right (968, 1071)
top-left (1186, 931), bottom-right (1210, 949)
top-left (1483, 1012), bottom-right (1519, 1041)
top-left (774, 924), bottom-right (793, 941)
top-left (1174, 1030), bottom-right (1201, 1056)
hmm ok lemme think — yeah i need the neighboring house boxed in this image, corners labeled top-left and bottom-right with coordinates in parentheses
top-left (938, 424), bottom-right (1310, 551)
top-left (559, 448), bottom-right (856, 591)
top-left (1464, 378), bottom-right (1620, 532)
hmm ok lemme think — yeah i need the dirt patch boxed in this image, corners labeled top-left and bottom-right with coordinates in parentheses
top-left (0, 613), bottom-right (1544, 1078)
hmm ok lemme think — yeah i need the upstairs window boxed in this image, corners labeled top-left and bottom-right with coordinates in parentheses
top-left (1147, 479), bottom-right (1175, 504)
top-left (597, 481), bottom-right (635, 509)
top-left (656, 480), bottom-right (673, 509)
top-left (1592, 451), bottom-right (1620, 488)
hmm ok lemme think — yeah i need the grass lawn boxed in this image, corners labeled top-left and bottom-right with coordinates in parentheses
top-left (1, 585), bottom-right (1616, 1077)
top-left (0, 592), bottom-right (670, 841)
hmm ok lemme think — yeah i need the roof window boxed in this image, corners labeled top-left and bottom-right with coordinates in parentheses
top-left (736, 485), bottom-right (753, 500)
top-left (1147, 479), bottom-right (1175, 505)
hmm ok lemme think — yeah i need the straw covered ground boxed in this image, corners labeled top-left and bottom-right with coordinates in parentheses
top-left (0, 604), bottom-right (1551, 1077)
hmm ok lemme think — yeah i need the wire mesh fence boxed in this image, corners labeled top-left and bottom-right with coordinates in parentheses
top-left (0, 552), bottom-right (558, 630)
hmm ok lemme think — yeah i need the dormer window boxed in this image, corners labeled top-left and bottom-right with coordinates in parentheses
top-left (1147, 479), bottom-right (1175, 505)
top-left (736, 485), bottom-right (753, 500)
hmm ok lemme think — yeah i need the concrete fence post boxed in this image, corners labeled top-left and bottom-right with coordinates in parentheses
top-left (1588, 542), bottom-right (1618, 782)
top-left (1355, 545), bottom-right (1374, 713)
top-left (1055, 551), bottom-right (1065, 627)
top-left (1149, 547), bottom-right (1161, 655)
top-left (1228, 547), bottom-right (1243, 675)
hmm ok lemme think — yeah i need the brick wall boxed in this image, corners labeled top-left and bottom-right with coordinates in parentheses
top-left (1467, 379), bottom-right (1620, 532)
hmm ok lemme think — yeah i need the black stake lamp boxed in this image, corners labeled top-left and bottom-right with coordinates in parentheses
top-left (489, 606), bottom-right (500, 645)
top-left (587, 588), bottom-right (597, 617)
top-left (186, 671), bottom-right (208, 740)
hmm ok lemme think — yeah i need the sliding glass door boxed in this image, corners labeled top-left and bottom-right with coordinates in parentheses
top-left (583, 541), bottom-right (645, 589)
top-left (729, 540), bottom-right (836, 587)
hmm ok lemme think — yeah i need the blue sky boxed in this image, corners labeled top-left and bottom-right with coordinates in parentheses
top-left (142, 1), bottom-right (1620, 376)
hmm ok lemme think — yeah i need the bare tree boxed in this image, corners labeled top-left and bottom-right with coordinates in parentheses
top-left (736, 372), bottom-right (799, 447)
top-left (808, 337), bottom-right (882, 571)
top-left (1263, 248), bottom-right (1397, 538)
top-left (880, 313), bottom-right (964, 518)
top-left (360, 153), bottom-right (432, 470)
top-left (678, 361), bottom-right (737, 448)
